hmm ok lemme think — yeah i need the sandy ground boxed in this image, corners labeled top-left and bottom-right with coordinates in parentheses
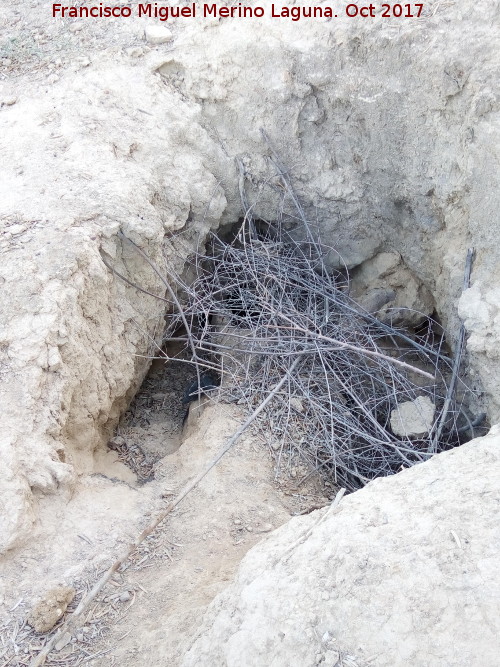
top-left (0, 357), bottom-right (327, 666)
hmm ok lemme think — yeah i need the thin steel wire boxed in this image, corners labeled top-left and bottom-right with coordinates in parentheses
top-left (159, 169), bottom-right (474, 492)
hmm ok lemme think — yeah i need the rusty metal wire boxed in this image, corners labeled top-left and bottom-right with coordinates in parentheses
top-left (156, 159), bottom-right (478, 492)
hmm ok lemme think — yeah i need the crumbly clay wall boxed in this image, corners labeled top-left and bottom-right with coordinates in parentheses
top-left (182, 430), bottom-right (500, 667)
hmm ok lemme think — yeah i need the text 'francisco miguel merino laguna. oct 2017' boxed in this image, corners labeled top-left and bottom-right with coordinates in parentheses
top-left (51, 3), bottom-right (426, 21)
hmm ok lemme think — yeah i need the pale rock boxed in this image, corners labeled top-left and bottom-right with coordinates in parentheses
top-left (324, 650), bottom-right (340, 665)
top-left (350, 253), bottom-right (434, 327)
top-left (126, 47), bottom-right (144, 58)
top-left (144, 25), bottom-right (173, 45)
top-left (47, 347), bottom-right (63, 372)
top-left (1, 96), bottom-right (17, 106)
top-left (390, 396), bottom-right (436, 438)
top-left (289, 397), bottom-right (304, 413)
top-left (27, 587), bottom-right (75, 633)
top-left (54, 632), bottom-right (72, 651)
top-left (6, 223), bottom-right (24, 234)
top-left (256, 523), bottom-right (273, 533)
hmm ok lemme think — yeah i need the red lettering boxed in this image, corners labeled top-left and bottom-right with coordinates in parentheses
top-left (204, 3), bottom-right (217, 17)
top-left (346, 4), bottom-right (376, 17)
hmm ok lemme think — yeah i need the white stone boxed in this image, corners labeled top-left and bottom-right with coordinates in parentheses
top-left (390, 396), bottom-right (436, 438)
top-left (256, 523), bottom-right (273, 533)
top-left (324, 650), bottom-right (340, 665)
top-left (1, 96), bottom-right (17, 106)
top-left (6, 223), bottom-right (24, 234)
top-left (126, 47), bottom-right (144, 58)
top-left (54, 632), bottom-right (72, 651)
top-left (144, 26), bottom-right (173, 45)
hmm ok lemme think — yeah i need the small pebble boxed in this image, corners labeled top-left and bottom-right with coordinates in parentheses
top-left (109, 435), bottom-right (126, 448)
top-left (245, 526), bottom-right (253, 532)
top-left (1, 96), bottom-right (17, 106)
top-left (69, 21), bottom-right (84, 32)
top-left (324, 649), bottom-right (340, 664)
top-left (256, 523), bottom-right (273, 533)
top-left (119, 591), bottom-right (131, 602)
top-left (54, 632), bottom-right (72, 652)
top-left (233, 519), bottom-right (242, 525)
top-left (126, 47), bottom-right (144, 58)
top-left (144, 25), bottom-right (173, 44)
top-left (289, 397), bottom-right (304, 412)
top-left (27, 587), bottom-right (75, 633)
top-left (7, 224), bottom-right (24, 235)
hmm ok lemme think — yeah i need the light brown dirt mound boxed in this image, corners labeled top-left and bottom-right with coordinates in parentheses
top-left (183, 431), bottom-right (500, 667)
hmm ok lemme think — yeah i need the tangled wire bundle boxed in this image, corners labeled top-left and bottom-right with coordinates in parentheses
top-left (155, 161), bottom-right (476, 492)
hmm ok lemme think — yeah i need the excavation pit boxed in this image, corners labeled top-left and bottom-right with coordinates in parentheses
top-left (109, 171), bottom-right (488, 493)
